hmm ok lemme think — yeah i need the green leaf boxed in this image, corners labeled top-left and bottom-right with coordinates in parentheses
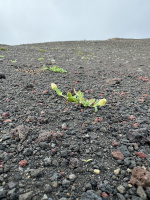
top-left (75, 91), bottom-right (84, 103)
top-left (94, 106), bottom-right (98, 112)
top-left (82, 100), bottom-right (90, 107)
top-left (67, 92), bottom-right (72, 98)
top-left (94, 100), bottom-right (99, 107)
top-left (40, 49), bottom-right (46, 53)
top-left (88, 99), bottom-right (95, 106)
top-left (55, 88), bottom-right (62, 96)
top-left (49, 65), bottom-right (67, 73)
top-left (0, 55), bottom-right (4, 58)
top-left (0, 47), bottom-right (7, 51)
top-left (11, 60), bottom-right (17, 63)
top-left (82, 159), bottom-right (93, 163)
top-left (42, 65), bottom-right (49, 70)
top-left (68, 97), bottom-right (77, 102)
top-left (38, 57), bottom-right (44, 60)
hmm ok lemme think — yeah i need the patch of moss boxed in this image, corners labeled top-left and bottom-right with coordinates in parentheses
top-left (40, 49), bottom-right (46, 53)
top-left (38, 57), bottom-right (44, 61)
top-left (0, 47), bottom-right (7, 51)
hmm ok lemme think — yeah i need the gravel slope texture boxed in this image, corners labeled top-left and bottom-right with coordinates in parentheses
top-left (0, 39), bottom-right (150, 200)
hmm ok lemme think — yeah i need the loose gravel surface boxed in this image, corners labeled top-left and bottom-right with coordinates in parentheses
top-left (0, 39), bottom-right (150, 200)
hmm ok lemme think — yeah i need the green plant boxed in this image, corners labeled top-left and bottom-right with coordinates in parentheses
top-left (82, 56), bottom-right (90, 60)
top-left (38, 57), bottom-right (44, 61)
top-left (42, 65), bottom-right (67, 73)
top-left (51, 83), bottom-right (106, 112)
top-left (40, 49), bottom-right (46, 53)
top-left (0, 55), bottom-right (5, 58)
top-left (42, 65), bottom-right (49, 70)
top-left (82, 159), bottom-right (93, 163)
top-left (49, 66), bottom-right (67, 73)
top-left (50, 66), bottom-right (67, 73)
top-left (11, 60), bottom-right (17, 63)
top-left (0, 47), bottom-right (7, 51)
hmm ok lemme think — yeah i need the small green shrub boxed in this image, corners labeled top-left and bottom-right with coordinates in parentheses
top-left (49, 66), bottom-right (67, 73)
top-left (42, 65), bottom-right (67, 73)
top-left (51, 83), bottom-right (106, 112)
top-left (0, 47), bottom-right (7, 51)
top-left (38, 57), bottom-right (44, 61)
top-left (11, 60), bottom-right (17, 63)
top-left (40, 49), bottom-right (46, 53)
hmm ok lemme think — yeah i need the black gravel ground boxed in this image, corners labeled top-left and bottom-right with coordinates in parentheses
top-left (0, 39), bottom-right (150, 200)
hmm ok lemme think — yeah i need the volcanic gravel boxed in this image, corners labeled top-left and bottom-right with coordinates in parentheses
top-left (0, 39), bottom-right (150, 200)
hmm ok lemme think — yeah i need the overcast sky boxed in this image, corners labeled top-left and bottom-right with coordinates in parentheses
top-left (0, 0), bottom-right (150, 45)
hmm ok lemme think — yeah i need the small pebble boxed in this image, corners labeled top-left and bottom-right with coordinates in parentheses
top-left (93, 169), bottom-right (100, 174)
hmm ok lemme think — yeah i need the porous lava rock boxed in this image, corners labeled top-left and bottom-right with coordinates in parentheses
top-left (128, 167), bottom-right (150, 187)
top-left (111, 150), bottom-right (124, 160)
top-left (35, 131), bottom-right (63, 143)
top-left (19, 159), bottom-right (27, 167)
top-left (11, 124), bottom-right (29, 142)
top-left (127, 128), bottom-right (150, 144)
top-left (0, 73), bottom-right (6, 79)
top-left (35, 131), bottom-right (52, 143)
top-left (136, 152), bottom-right (147, 159)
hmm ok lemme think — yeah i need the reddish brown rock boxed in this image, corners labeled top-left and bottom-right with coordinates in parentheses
top-left (94, 117), bottom-right (103, 123)
top-left (136, 152), bottom-right (147, 158)
top-left (2, 112), bottom-right (9, 118)
top-left (112, 150), bottom-right (124, 160)
top-left (3, 119), bottom-right (12, 123)
top-left (112, 141), bottom-right (119, 147)
top-left (19, 159), bottom-right (27, 167)
top-left (35, 131), bottom-right (52, 143)
top-left (128, 167), bottom-right (150, 187)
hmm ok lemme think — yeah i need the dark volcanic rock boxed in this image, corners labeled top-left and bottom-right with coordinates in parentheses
top-left (0, 73), bottom-right (6, 79)
top-left (127, 128), bottom-right (150, 144)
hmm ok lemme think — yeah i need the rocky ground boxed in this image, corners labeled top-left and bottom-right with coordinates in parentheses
top-left (0, 39), bottom-right (150, 200)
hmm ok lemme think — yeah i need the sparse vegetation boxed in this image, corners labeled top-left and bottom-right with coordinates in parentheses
top-left (42, 65), bottom-right (67, 73)
top-left (40, 49), bottom-right (46, 53)
top-left (77, 52), bottom-right (84, 55)
top-left (38, 57), bottom-right (44, 61)
top-left (0, 47), bottom-right (7, 51)
top-left (49, 66), bottom-right (67, 73)
top-left (51, 83), bottom-right (106, 112)
top-left (11, 60), bottom-right (17, 63)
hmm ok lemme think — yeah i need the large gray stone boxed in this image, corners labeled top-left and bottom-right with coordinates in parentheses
top-left (137, 186), bottom-right (147, 200)
top-left (19, 191), bottom-right (33, 200)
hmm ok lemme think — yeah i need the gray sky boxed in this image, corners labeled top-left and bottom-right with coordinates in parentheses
top-left (0, 0), bottom-right (150, 45)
